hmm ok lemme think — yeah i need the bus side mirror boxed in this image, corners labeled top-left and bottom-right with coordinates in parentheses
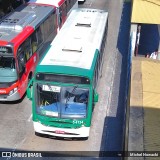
top-left (94, 91), bottom-right (99, 103)
top-left (19, 55), bottom-right (25, 67)
top-left (27, 78), bottom-right (33, 100)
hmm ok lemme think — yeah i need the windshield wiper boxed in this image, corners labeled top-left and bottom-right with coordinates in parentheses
top-left (65, 85), bottom-right (78, 110)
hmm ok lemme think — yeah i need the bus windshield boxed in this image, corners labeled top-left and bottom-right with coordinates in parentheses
top-left (0, 56), bottom-right (17, 83)
top-left (36, 83), bottom-right (89, 119)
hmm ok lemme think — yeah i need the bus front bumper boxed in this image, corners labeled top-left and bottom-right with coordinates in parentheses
top-left (34, 122), bottom-right (90, 138)
top-left (0, 91), bottom-right (21, 101)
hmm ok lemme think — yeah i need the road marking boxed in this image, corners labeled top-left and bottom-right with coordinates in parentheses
top-left (12, 138), bottom-right (26, 151)
top-left (27, 114), bottom-right (32, 122)
top-left (6, 138), bottom-right (26, 160)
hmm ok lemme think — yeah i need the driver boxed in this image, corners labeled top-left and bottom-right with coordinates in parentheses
top-left (74, 91), bottom-right (88, 103)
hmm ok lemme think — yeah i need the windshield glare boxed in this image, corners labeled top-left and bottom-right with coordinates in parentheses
top-left (0, 56), bottom-right (17, 82)
top-left (36, 83), bottom-right (89, 119)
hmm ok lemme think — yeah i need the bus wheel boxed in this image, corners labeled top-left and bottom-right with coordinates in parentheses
top-left (35, 132), bottom-right (42, 137)
top-left (35, 132), bottom-right (39, 136)
top-left (81, 137), bottom-right (88, 140)
top-left (28, 73), bottom-right (32, 84)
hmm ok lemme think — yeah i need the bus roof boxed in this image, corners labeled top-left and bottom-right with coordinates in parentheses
top-left (28, 0), bottom-right (64, 7)
top-left (37, 8), bottom-right (108, 78)
top-left (0, 4), bottom-right (55, 42)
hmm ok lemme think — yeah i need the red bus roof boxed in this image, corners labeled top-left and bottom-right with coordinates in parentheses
top-left (28, 0), bottom-right (65, 7)
top-left (0, 4), bottom-right (55, 43)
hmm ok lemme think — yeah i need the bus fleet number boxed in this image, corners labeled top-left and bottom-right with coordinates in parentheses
top-left (73, 120), bottom-right (83, 124)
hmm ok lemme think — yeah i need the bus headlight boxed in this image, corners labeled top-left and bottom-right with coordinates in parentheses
top-left (9, 87), bottom-right (18, 96)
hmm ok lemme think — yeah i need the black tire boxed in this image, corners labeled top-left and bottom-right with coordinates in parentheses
top-left (35, 132), bottom-right (42, 137)
top-left (28, 73), bottom-right (32, 85)
top-left (81, 137), bottom-right (88, 140)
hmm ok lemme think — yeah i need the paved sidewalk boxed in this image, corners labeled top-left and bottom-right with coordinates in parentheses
top-left (128, 57), bottom-right (160, 160)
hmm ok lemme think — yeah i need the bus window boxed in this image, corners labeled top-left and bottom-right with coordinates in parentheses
top-left (48, 13), bottom-right (56, 35)
top-left (36, 26), bottom-right (43, 46)
top-left (43, 17), bottom-right (49, 40)
top-left (93, 63), bottom-right (99, 89)
top-left (58, 11), bottom-right (62, 27)
top-left (59, 2), bottom-right (67, 27)
top-left (31, 32), bottom-right (38, 53)
top-left (18, 50), bottom-right (26, 78)
top-left (65, 0), bottom-right (69, 13)
top-left (24, 38), bottom-right (32, 61)
top-left (17, 38), bottom-right (32, 77)
top-left (43, 13), bottom-right (56, 40)
top-left (67, 0), bottom-right (71, 8)
top-left (0, 57), bottom-right (17, 82)
top-left (36, 84), bottom-right (88, 119)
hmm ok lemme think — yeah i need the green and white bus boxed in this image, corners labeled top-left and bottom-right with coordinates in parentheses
top-left (27, 8), bottom-right (108, 139)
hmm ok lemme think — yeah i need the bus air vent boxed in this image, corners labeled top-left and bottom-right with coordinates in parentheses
top-left (75, 17), bottom-right (91, 27)
top-left (62, 39), bottom-right (82, 52)
top-left (75, 22), bottom-right (91, 27)
top-left (0, 12), bottom-right (36, 31)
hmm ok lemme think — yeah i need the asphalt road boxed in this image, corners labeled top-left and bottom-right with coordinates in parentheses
top-left (0, 0), bottom-right (131, 159)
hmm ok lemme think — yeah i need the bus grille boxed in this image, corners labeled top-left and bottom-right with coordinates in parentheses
top-left (49, 121), bottom-right (72, 124)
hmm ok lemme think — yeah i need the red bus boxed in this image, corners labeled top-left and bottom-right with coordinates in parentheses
top-left (28, 0), bottom-right (78, 29)
top-left (0, 3), bottom-right (58, 101)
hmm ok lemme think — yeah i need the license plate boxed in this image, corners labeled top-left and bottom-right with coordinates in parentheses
top-left (55, 130), bottom-right (65, 134)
